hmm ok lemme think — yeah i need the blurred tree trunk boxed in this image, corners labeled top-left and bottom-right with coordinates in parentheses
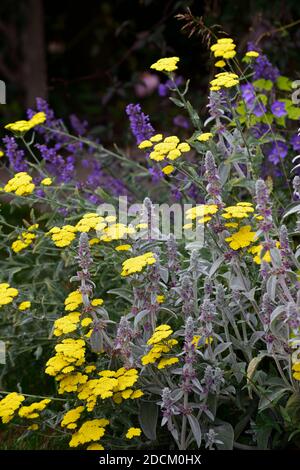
top-left (22, 0), bottom-right (47, 107)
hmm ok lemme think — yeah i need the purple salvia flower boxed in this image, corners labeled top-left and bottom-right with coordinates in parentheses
top-left (158, 76), bottom-right (184, 97)
top-left (2, 136), bottom-right (27, 171)
top-left (69, 114), bottom-right (88, 136)
top-left (125, 103), bottom-right (155, 144)
top-left (173, 114), bottom-right (190, 129)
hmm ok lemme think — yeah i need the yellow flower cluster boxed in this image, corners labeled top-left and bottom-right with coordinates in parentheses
top-left (292, 361), bottom-right (300, 381)
top-left (142, 325), bottom-right (178, 368)
top-left (69, 418), bottom-right (109, 448)
top-left (87, 443), bottom-right (104, 450)
top-left (75, 213), bottom-right (107, 233)
top-left (64, 290), bottom-right (83, 311)
top-left (246, 51), bottom-right (259, 58)
top-left (126, 427), bottom-right (142, 439)
top-left (77, 368), bottom-right (142, 410)
top-left (222, 202), bottom-right (254, 219)
top-left (197, 132), bottom-right (213, 142)
top-left (0, 392), bottom-right (25, 423)
top-left (0, 283), bottom-right (18, 307)
top-left (57, 372), bottom-right (88, 394)
top-left (47, 225), bottom-right (77, 247)
top-left (53, 311), bottom-right (81, 336)
top-left (225, 225), bottom-right (256, 250)
top-left (210, 72), bottom-right (239, 92)
top-left (18, 301), bottom-right (31, 311)
top-left (41, 177), bottom-right (52, 186)
top-left (4, 172), bottom-right (35, 196)
top-left (138, 134), bottom-right (190, 162)
top-left (45, 338), bottom-right (86, 377)
top-left (5, 112), bottom-right (46, 135)
top-left (248, 242), bottom-right (280, 265)
top-left (98, 223), bottom-right (135, 242)
top-left (115, 244), bottom-right (132, 251)
top-left (61, 406), bottom-right (85, 429)
top-left (185, 204), bottom-right (218, 225)
top-left (150, 57), bottom-right (179, 72)
top-left (11, 224), bottom-right (38, 253)
top-left (210, 38), bottom-right (236, 59)
top-left (18, 399), bottom-right (51, 419)
top-left (121, 252), bottom-right (156, 276)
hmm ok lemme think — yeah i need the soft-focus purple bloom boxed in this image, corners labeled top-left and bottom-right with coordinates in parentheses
top-left (158, 76), bottom-right (184, 97)
top-left (267, 141), bottom-right (288, 164)
top-left (251, 123), bottom-right (270, 138)
top-left (253, 55), bottom-right (280, 82)
top-left (69, 114), bottom-right (88, 136)
top-left (252, 102), bottom-right (267, 117)
top-left (125, 103), bottom-right (154, 144)
top-left (271, 101), bottom-right (287, 117)
top-left (241, 83), bottom-right (255, 107)
top-left (2, 136), bottom-right (27, 171)
top-left (148, 167), bottom-right (163, 183)
top-left (173, 114), bottom-right (190, 129)
top-left (291, 134), bottom-right (300, 152)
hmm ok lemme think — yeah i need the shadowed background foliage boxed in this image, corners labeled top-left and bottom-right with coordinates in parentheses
top-left (1, 0), bottom-right (300, 144)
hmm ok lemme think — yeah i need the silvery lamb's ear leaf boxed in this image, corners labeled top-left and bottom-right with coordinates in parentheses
top-left (266, 275), bottom-right (277, 301)
top-left (283, 203), bottom-right (300, 219)
top-left (134, 309), bottom-right (149, 328)
top-left (258, 387), bottom-right (290, 412)
top-left (139, 401), bottom-right (158, 441)
top-left (215, 421), bottom-right (234, 450)
top-left (187, 414), bottom-right (202, 448)
top-left (159, 266), bottom-right (169, 283)
top-left (270, 305), bottom-right (285, 325)
top-left (247, 353), bottom-right (267, 384)
top-left (213, 342), bottom-right (232, 357)
top-left (209, 255), bottom-right (224, 278)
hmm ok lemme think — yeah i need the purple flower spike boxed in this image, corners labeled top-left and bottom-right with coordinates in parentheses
top-left (125, 103), bottom-right (154, 144)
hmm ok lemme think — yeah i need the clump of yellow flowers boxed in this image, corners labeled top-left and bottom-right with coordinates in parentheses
top-left (11, 224), bottom-right (39, 253)
top-left (0, 283), bottom-right (18, 307)
top-left (142, 325), bottom-right (179, 369)
top-left (210, 38), bottom-right (236, 60)
top-left (150, 57), bottom-right (179, 72)
top-left (138, 134), bottom-right (190, 162)
top-left (4, 172), bottom-right (35, 196)
top-left (0, 392), bottom-right (25, 423)
top-left (5, 112), bottom-right (46, 135)
top-left (210, 71), bottom-right (239, 91)
top-left (121, 252), bottom-right (156, 276)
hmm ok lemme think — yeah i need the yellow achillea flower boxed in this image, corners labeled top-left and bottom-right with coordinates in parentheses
top-left (45, 338), bottom-right (86, 377)
top-left (121, 252), bottom-right (156, 276)
top-left (4, 172), bottom-right (35, 196)
top-left (91, 298), bottom-right (104, 307)
top-left (18, 301), bottom-right (31, 311)
top-left (162, 165), bottom-right (175, 175)
top-left (142, 339), bottom-right (178, 365)
top-left (147, 325), bottom-right (173, 345)
top-left (57, 372), bottom-right (88, 394)
top-left (138, 134), bottom-right (190, 162)
top-left (0, 392), bottom-right (25, 423)
top-left (225, 225), bottom-right (256, 250)
top-left (99, 223), bottom-right (135, 242)
top-left (246, 51), bottom-right (259, 58)
top-left (5, 112), bottom-right (46, 135)
top-left (210, 71), bottom-right (239, 91)
top-left (61, 406), bottom-right (85, 429)
top-left (41, 177), bottom-right (52, 186)
top-left (115, 244), bottom-right (132, 251)
top-left (18, 399), bottom-right (51, 419)
top-left (0, 150), bottom-right (4, 158)
top-left (150, 57), bottom-right (179, 72)
top-left (69, 418), bottom-right (109, 447)
top-left (11, 224), bottom-right (38, 253)
top-left (53, 311), bottom-right (81, 336)
top-left (192, 335), bottom-right (213, 347)
top-left (64, 290), bottom-right (83, 311)
top-left (126, 427), bottom-right (142, 439)
top-left (186, 204), bottom-right (218, 222)
top-left (292, 361), bottom-right (300, 381)
top-left (0, 283), bottom-right (18, 307)
top-left (210, 38), bottom-right (236, 59)
top-left (47, 225), bottom-right (77, 247)
top-left (157, 357), bottom-right (179, 369)
top-left (76, 213), bottom-right (104, 233)
top-left (156, 295), bottom-right (165, 303)
top-left (222, 202), bottom-right (254, 219)
top-left (215, 60), bottom-right (226, 68)
top-left (87, 443), bottom-right (104, 450)
top-left (248, 242), bottom-right (280, 264)
top-left (197, 132), bottom-right (213, 142)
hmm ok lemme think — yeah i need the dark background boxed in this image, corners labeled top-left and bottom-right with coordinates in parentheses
top-left (1, 0), bottom-right (300, 143)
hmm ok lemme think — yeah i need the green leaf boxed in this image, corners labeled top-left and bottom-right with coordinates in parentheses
top-left (169, 97), bottom-right (185, 108)
top-left (253, 79), bottom-right (273, 91)
top-left (215, 422), bottom-right (234, 449)
top-left (276, 76), bottom-right (292, 91)
top-left (287, 106), bottom-right (300, 120)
